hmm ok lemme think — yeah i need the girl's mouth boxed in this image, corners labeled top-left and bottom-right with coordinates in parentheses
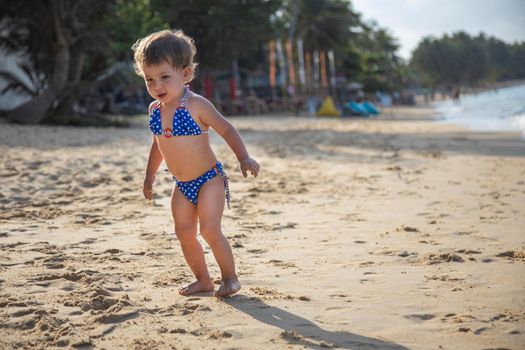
top-left (158, 93), bottom-right (167, 99)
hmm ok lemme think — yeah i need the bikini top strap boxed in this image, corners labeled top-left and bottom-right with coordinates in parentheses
top-left (179, 85), bottom-right (190, 108)
top-left (151, 100), bottom-right (161, 113)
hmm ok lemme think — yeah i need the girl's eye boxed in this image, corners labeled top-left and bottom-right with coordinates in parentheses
top-left (162, 76), bottom-right (170, 80)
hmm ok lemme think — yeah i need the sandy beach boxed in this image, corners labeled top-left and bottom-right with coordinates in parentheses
top-left (1, 106), bottom-right (524, 350)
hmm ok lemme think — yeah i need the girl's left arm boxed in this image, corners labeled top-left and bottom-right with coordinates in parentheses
top-left (195, 96), bottom-right (260, 177)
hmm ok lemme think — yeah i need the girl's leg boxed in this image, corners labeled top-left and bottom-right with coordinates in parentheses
top-left (171, 186), bottom-right (214, 295)
top-left (197, 177), bottom-right (240, 297)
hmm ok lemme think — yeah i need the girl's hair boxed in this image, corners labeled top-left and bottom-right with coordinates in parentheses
top-left (132, 29), bottom-right (197, 81)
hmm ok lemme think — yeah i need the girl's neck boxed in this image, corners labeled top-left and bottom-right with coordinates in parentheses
top-left (162, 86), bottom-right (187, 109)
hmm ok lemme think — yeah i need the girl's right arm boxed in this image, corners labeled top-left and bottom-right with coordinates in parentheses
top-left (145, 135), bottom-right (163, 179)
top-left (143, 135), bottom-right (163, 200)
top-left (143, 100), bottom-right (163, 200)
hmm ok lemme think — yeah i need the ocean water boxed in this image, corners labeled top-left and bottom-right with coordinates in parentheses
top-left (432, 84), bottom-right (525, 137)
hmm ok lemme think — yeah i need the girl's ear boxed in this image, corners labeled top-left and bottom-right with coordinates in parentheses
top-left (182, 66), bottom-right (192, 83)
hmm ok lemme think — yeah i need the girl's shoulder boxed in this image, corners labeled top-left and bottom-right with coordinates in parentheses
top-left (186, 92), bottom-right (214, 112)
top-left (186, 90), bottom-right (205, 104)
top-left (148, 100), bottom-right (161, 114)
top-left (187, 91), bottom-right (210, 113)
top-left (187, 92), bottom-right (225, 126)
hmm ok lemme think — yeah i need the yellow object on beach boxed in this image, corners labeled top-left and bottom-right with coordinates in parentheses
top-left (317, 96), bottom-right (340, 117)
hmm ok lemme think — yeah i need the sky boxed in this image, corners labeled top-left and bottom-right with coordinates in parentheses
top-left (351, 0), bottom-right (525, 60)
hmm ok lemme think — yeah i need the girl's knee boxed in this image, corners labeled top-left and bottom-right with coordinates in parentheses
top-left (175, 224), bottom-right (197, 243)
top-left (199, 225), bottom-right (223, 245)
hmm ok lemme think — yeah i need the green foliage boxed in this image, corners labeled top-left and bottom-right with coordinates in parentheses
top-left (149, 0), bottom-right (282, 69)
top-left (81, 0), bottom-right (169, 80)
top-left (410, 31), bottom-right (525, 88)
top-left (345, 20), bottom-right (405, 92)
top-left (507, 43), bottom-right (525, 78)
top-left (0, 0), bottom-right (118, 87)
top-left (107, 0), bottom-right (169, 61)
top-left (292, 0), bottom-right (360, 51)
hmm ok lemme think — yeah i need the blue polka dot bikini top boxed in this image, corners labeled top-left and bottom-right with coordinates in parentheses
top-left (149, 85), bottom-right (208, 137)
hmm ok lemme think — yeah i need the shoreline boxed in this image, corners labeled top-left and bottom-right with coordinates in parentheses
top-left (463, 78), bottom-right (525, 94)
top-left (430, 82), bottom-right (525, 139)
top-left (1, 106), bottom-right (524, 349)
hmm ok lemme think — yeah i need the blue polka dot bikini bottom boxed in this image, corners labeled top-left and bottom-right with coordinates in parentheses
top-left (173, 161), bottom-right (230, 209)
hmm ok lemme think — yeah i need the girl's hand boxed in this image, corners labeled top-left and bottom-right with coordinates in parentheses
top-left (143, 176), bottom-right (155, 200)
top-left (240, 157), bottom-right (260, 178)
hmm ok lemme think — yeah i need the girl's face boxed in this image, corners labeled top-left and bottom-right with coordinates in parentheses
top-left (142, 62), bottom-right (191, 106)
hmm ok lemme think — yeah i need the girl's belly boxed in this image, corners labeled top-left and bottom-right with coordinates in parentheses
top-left (156, 136), bottom-right (218, 181)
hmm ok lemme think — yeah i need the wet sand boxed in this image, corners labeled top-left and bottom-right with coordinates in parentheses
top-left (1, 106), bottom-right (524, 349)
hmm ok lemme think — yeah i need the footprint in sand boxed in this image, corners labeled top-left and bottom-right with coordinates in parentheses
top-left (240, 222), bottom-right (271, 230)
top-left (280, 330), bottom-right (303, 341)
top-left (404, 313), bottom-right (436, 322)
top-left (489, 311), bottom-right (524, 323)
top-left (247, 249), bottom-right (267, 254)
top-left (452, 230), bottom-right (475, 236)
top-left (94, 309), bottom-right (139, 324)
top-left (440, 313), bottom-right (479, 333)
top-left (271, 222), bottom-right (298, 231)
top-left (139, 232), bottom-right (156, 241)
top-left (0, 241), bottom-right (29, 250)
top-left (329, 293), bottom-right (348, 298)
top-left (152, 271), bottom-right (188, 287)
top-left (473, 327), bottom-right (489, 335)
top-left (232, 241), bottom-right (244, 248)
top-left (265, 210), bottom-right (282, 215)
top-left (268, 259), bottom-right (297, 268)
top-left (425, 274), bottom-right (464, 282)
top-left (80, 294), bottom-right (132, 312)
top-left (227, 233), bottom-right (247, 239)
top-left (74, 238), bottom-right (98, 245)
top-left (495, 250), bottom-right (525, 261)
top-left (103, 249), bottom-right (121, 255)
top-left (35, 254), bottom-right (66, 270)
top-left (422, 252), bottom-right (465, 265)
top-left (372, 248), bottom-right (417, 258)
top-left (249, 287), bottom-right (310, 301)
top-left (396, 225), bottom-right (419, 232)
top-left (0, 301), bottom-right (68, 337)
top-left (418, 239), bottom-right (439, 245)
top-left (207, 330), bottom-right (233, 339)
top-left (31, 270), bottom-right (100, 285)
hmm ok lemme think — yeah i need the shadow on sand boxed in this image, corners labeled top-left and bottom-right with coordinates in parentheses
top-left (225, 295), bottom-right (410, 350)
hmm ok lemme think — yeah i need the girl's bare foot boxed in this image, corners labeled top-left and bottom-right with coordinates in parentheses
top-left (214, 276), bottom-right (241, 298)
top-left (179, 279), bottom-right (215, 296)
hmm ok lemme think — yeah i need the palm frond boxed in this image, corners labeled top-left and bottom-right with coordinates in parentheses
top-left (0, 70), bottom-right (38, 96)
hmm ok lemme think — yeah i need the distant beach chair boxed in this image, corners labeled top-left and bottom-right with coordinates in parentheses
top-left (344, 101), bottom-right (368, 116)
top-left (362, 102), bottom-right (380, 115)
top-left (343, 101), bottom-right (380, 117)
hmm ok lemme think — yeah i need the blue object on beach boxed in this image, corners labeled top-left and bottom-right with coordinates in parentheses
top-left (345, 101), bottom-right (369, 116)
top-left (362, 102), bottom-right (380, 115)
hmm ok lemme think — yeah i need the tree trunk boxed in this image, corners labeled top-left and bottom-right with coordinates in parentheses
top-left (6, 0), bottom-right (70, 124)
top-left (53, 46), bottom-right (85, 118)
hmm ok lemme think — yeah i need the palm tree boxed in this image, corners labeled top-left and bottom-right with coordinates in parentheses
top-left (293, 0), bottom-right (359, 52)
